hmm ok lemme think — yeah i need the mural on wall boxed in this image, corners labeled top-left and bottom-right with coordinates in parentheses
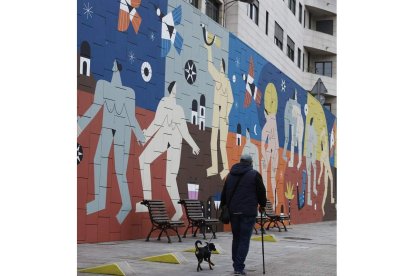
top-left (77, 0), bottom-right (337, 243)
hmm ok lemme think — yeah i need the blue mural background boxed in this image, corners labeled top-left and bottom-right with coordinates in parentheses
top-left (77, 0), bottom-right (167, 111)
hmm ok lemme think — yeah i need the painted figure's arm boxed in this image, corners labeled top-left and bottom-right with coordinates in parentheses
top-left (175, 107), bottom-right (200, 155)
top-left (77, 80), bottom-right (104, 136)
top-left (125, 89), bottom-right (145, 145)
top-left (261, 123), bottom-right (268, 157)
top-left (206, 45), bottom-right (220, 80)
top-left (226, 80), bottom-right (234, 121)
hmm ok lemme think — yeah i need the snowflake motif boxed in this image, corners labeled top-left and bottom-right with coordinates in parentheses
top-left (83, 2), bottom-right (93, 19)
top-left (281, 79), bottom-right (286, 92)
top-left (150, 32), bottom-right (155, 41)
top-left (235, 57), bottom-right (240, 67)
top-left (128, 51), bottom-right (136, 64)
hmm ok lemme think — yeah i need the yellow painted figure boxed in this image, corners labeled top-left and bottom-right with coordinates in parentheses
top-left (205, 44), bottom-right (234, 180)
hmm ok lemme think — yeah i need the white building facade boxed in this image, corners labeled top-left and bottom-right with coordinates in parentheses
top-left (187, 0), bottom-right (337, 115)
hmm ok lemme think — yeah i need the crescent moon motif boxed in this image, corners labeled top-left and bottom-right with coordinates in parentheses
top-left (254, 124), bottom-right (257, 135)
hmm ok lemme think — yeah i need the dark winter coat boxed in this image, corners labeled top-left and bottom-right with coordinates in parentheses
top-left (220, 162), bottom-right (267, 217)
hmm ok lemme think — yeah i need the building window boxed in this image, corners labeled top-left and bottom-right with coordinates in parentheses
top-left (289, 0), bottom-right (296, 15)
top-left (206, 0), bottom-right (221, 23)
top-left (302, 52), bottom-right (305, 71)
top-left (265, 11), bottom-right (269, 35)
top-left (299, 3), bottom-right (302, 23)
top-left (316, 20), bottom-right (334, 35)
top-left (247, 0), bottom-right (259, 25)
top-left (297, 48), bottom-right (301, 68)
top-left (274, 21), bottom-right (283, 50)
top-left (287, 36), bottom-right (295, 62)
top-left (315, 61), bottom-right (332, 77)
top-left (189, 0), bottom-right (199, 8)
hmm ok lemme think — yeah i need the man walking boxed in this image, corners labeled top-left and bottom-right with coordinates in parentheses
top-left (221, 154), bottom-right (267, 275)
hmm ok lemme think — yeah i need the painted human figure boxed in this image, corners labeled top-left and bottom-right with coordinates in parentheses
top-left (205, 44), bottom-right (234, 180)
top-left (137, 81), bottom-right (200, 220)
top-left (241, 128), bottom-right (260, 171)
top-left (261, 109), bottom-right (279, 210)
top-left (305, 117), bottom-right (318, 206)
top-left (318, 127), bottom-right (334, 216)
top-left (282, 90), bottom-right (304, 169)
top-left (77, 60), bottom-right (146, 224)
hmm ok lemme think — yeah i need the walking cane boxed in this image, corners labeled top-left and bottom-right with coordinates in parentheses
top-left (260, 209), bottom-right (265, 274)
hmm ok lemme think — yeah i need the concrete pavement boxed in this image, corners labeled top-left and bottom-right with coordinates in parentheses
top-left (78, 221), bottom-right (336, 276)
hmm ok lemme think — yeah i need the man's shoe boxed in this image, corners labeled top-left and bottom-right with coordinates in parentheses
top-left (234, 270), bottom-right (246, 275)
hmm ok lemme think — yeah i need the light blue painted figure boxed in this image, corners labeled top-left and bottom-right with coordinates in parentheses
top-left (77, 60), bottom-right (146, 224)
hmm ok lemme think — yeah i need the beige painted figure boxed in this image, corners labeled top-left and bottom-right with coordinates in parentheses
top-left (261, 109), bottom-right (279, 210)
top-left (305, 117), bottom-right (318, 206)
top-left (205, 44), bottom-right (234, 180)
top-left (318, 127), bottom-right (334, 216)
top-left (136, 81), bottom-right (200, 220)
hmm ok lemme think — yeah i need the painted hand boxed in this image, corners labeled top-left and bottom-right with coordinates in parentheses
top-left (192, 145), bottom-right (200, 155)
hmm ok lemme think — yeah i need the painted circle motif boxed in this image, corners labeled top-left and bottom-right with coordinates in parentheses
top-left (264, 83), bottom-right (278, 115)
top-left (304, 104), bottom-right (309, 116)
top-left (184, 60), bottom-right (197, 84)
top-left (141, 62), bottom-right (152, 82)
top-left (77, 143), bottom-right (83, 165)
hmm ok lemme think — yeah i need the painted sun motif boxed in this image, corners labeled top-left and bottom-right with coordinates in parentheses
top-left (141, 62), bottom-right (152, 82)
top-left (128, 51), bottom-right (136, 64)
top-left (83, 2), bottom-right (93, 19)
top-left (281, 79), bottom-right (286, 92)
top-left (184, 60), bottom-right (197, 84)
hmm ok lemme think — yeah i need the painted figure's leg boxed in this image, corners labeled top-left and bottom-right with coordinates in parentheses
top-left (137, 133), bottom-right (165, 212)
top-left (219, 121), bottom-right (229, 179)
top-left (312, 158), bottom-right (317, 195)
top-left (261, 153), bottom-right (269, 196)
top-left (288, 125), bottom-right (296, 167)
top-left (318, 160), bottom-right (324, 185)
top-left (297, 136), bottom-right (303, 170)
top-left (306, 157), bottom-right (312, 206)
top-left (87, 128), bottom-right (113, 214)
top-left (166, 143), bottom-right (183, 221)
top-left (271, 149), bottom-right (278, 210)
top-left (207, 127), bottom-right (219, 176)
top-left (282, 119), bottom-right (290, 161)
top-left (114, 129), bottom-right (132, 224)
top-left (326, 163), bottom-right (335, 204)
top-left (321, 161), bottom-right (329, 216)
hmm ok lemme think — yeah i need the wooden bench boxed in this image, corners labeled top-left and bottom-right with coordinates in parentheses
top-left (178, 199), bottom-right (219, 239)
top-left (264, 200), bottom-right (289, 232)
top-left (140, 200), bottom-right (185, 243)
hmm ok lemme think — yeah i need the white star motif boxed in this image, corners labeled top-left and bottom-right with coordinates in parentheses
top-left (77, 144), bottom-right (83, 163)
top-left (281, 79), bottom-right (286, 92)
top-left (150, 32), bottom-right (155, 41)
top-left (83, 2), bottom-right (93, 19)
top-left (235, 57), bottom-right (240, 67)
top-left (128, 51), bottom-right (136, 64)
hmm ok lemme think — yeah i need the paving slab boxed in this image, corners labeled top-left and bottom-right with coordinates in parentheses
top-left (78, 221), bottom-right (336, 276)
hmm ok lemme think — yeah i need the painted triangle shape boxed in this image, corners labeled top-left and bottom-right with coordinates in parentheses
top-left (141, 253), bottom-right (180, 264)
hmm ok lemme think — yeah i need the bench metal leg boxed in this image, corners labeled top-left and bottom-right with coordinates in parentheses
top-left (183, 225), bottom-right (191, 238)
top-left (146, 226), bottom-right (157, 241)
top-left (157, 228), bottom-right (165, 240)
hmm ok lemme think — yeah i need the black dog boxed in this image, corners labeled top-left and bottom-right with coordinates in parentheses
top-left (195, 240), bottom-right (216, 272)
